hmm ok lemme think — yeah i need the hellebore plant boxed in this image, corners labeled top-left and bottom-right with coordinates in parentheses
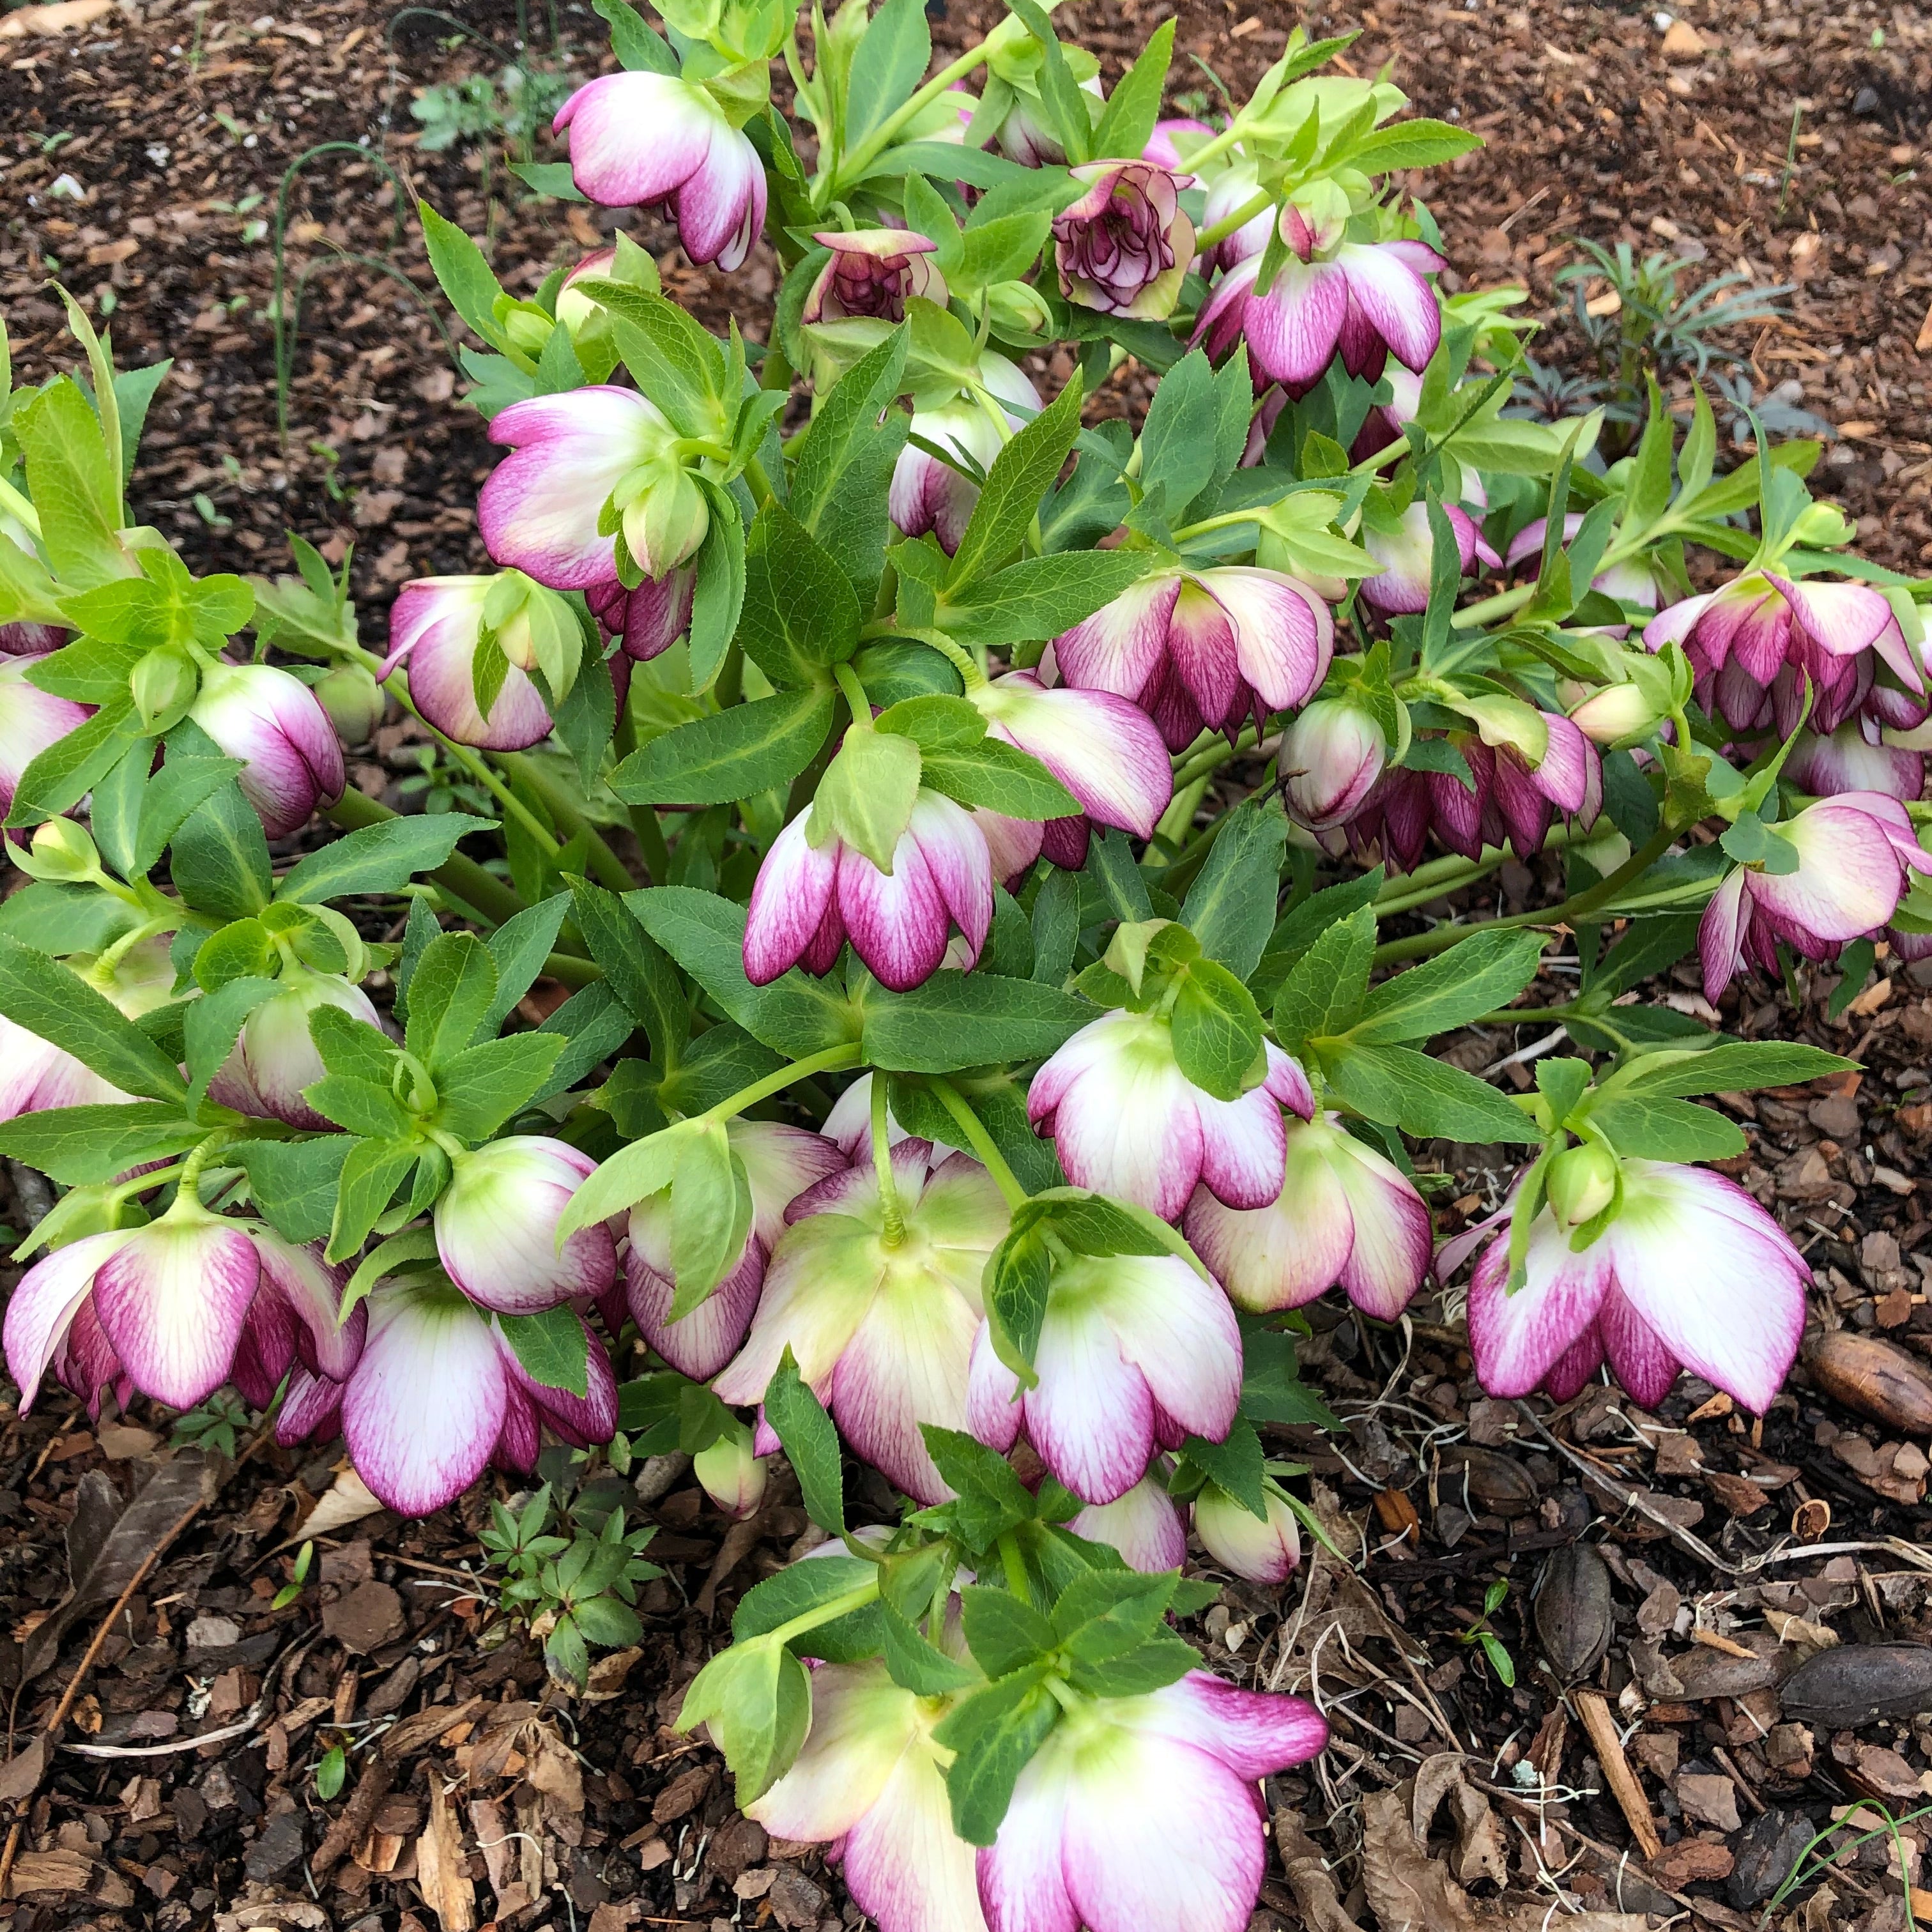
top-left (0, 0), bottom-right (1920, 1893)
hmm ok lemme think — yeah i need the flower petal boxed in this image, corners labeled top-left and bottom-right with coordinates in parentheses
top-left (839, 1724), bottom-right (990, 1932)
top-left (1069, 1474), bottom-right (1188, 1572)
top-left (1337, 241), bottom-right (1441, 371)
top-left (3, 1231), bottom-right (132, 1411)
top-left (1466, 1213), bottom-right (1613, 1399)
top-left (979, 674), bottom-right (1172, 838)
top-left (1099, 1254), bottom-right (1242, 1446)
top-left (1055, 574), bottom-right (1182, 702)
top-left (746, 815), bottom-right (842, 984)
top-left (1133, 1671), bottom-right (1329, 1779)
top-left (1240, 257), bottom-right (1349, 389)
top-left (747, 1661), bottom-right (918, 1843)
top-left (437, 1137), bottom-right (616, 1314)
top-left (676, 121), bottom-right (767, 270)
top-left (1025, 1298), bottom-right (1157, 1505)
top-left (555, 72), bottom-right (717, 207)
top-left (966, 1320), bottom-right (1024, 1452)
top-left (93, 1220), bottom-right (260, 1411)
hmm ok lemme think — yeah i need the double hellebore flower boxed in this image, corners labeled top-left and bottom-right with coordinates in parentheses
top-left (1192, 1482), bottom-right (1303, 1585)
top-left (4, 1204), bottom-right (356, 1418)
top-left (1052, 160), bottom-right (1196, 320)
top-left (744, 791), bottom-right (994, 993)
top-left (1185, 1113), bottom-right (1432, 1322)
top-left (967, 1251), bottom-right (1241, 1505)
top-left (1195, 199), bottom-right (1446, 395)
top-left (553, 72), bottom-right (766, 271)
top-left (480, 388), bottom-right (710, 592)
top-left (1699, 791), bottom-right (1932, 1001)
top-left (1358, 501), bottom-right (1498, 618)
top-left (979, 1673), bottom-right (1329, 1932)
top-left (382, 578), bottom-right (555, 751)
top-left (614, 1120), bottom-right (844, 1380)
top-left (1279, 699), bottom-right (1387, 831)
top-left (748, 1659), bottom-right (986, 1932)
top-left (805, 228), bottom-right (947, 323)
top-left (340, 1275), bottom-right (617, 1516)
top-left (188, 659), bottom-right (344, 840)
top-left (436, 1136), bottom-right (618, 1314)
top-left (208, 969), bottom-right (385, 1131)
top-left (0, 937), bottom-right (176, 1122)
top-left (1029, 1009), bottom-right (1313, 1222)
top-left (891, 355), bottom-right (1041, 555)
top-left (1467, 1150), bottom-right (1807, 1414)
top-left (1054, 566), bottom-right (1335, 753)
top-left (0, 650), bottom-right (89, 820)
top-left (714, 1139), bottom-right (1009, 1504)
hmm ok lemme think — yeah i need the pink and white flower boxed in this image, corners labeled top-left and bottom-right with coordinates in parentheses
top-left (890, 356), bottom-right (1041, 555)
top-left (1195, 213), bottom-right (1445, 395)
top-left (1782, 721), bottom-right (1925, 803)
top-left (747, 1659), bottom-right (987, 1932)
top-left (977, 1672), bottom-right (1328, 1932)
top-left (188, 660), bottom-right (344, 840)
top-left (613, 1120), bottom-right (843, 1379)
top-left (966, 1252), bottom-right (1241, 1505)
top-left (1067, 1469), bottom-right (1188, 1573)
top-left (1197, 163), bottom-right (1271, 275)
top-left (1184, 1113), bottom-right (1432, 1321)
top-left (1699, 791), bottom-right (1932, 1000)
top-left (821, 1073), bottom-right (957, 1163)
top-left (207, 970), bottom-right (385, 1131)
top-left (744, 790), bottom-right (995, 993)
top-left (229, 1231), bottom-right (367, 1411)
top-left (1357, 501), bottom-right (1498, 617)
top-left (0, 652), bottom-right (89, 819)
top-left (553, 72), bottom-right (766, 271)
top-left (714, 1139), bottom-right (1009, 1505)
top-left (1055, 566), bottom-right (1334, 753)
top-left (436, 1136), bottom-right (617, 1315)
top-left (1142, 118), bottom-right (1213, 171)
top-left (480, 388), bottom-right (707, 592)
top-left (1505, 514), bottom-right (1668, 627)
top-left (1028, 1009), bottom-right (1313, 1222)
top-left (381, 578), bottom-right (555, 752)
top-left (1466, 1158), bottom-right (1807, 1414)
top-left (588, 567), bottom-right (696, 664)
top-left (1053, 161), bottom-right (1195, 320)
top-left (0, 937), bottom-right (176, 1123)
top-left (804, 228), bottom-right (947, 323)
top-left (1279, 700), bottom-right (1387, 831)
top-left (1192, 1483), bottom-right (1301, 1585)
top-left (342, 1276), bottom-right (617, 1515)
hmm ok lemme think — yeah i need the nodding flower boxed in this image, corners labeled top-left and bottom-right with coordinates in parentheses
top-left (1052, 160), bottom-right (1196, 320)
top-left (188, 659), bottom-right (344, 839)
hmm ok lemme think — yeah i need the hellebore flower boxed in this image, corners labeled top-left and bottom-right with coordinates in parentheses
top-left (743, 790), bottom-right (994, 993)
top-left (436, 1136), bottom-right (617, 1315)
top-left (714, 1139), bottom-right (1009, 1504)
top-left (588, 567), bottom-right (696, 664)
top-left (1279, 699), bottom-right (1386, 831)
top-left (747, 1659), bottom-right (987, 1932)
top-left (1505, 515), bottom-right (1668, 629)
top-left (1192, 1482), bottom-right (1302, 1584)
top-left (977, 1672), bottom-right (1329, 1932)
top-left (381, 578), bottom-right (555, 752)
top-left (1699, 791), bottom-right (1932, 1001)
top-left (0, 651), bottom-right (89, 820)
top-left (1466, 1157), bottom-right (1807, 1414)
top-left (890, 355), bottom-right (1041, 555)
top-left (822, 1073), bottom-right (958, 1163)
top-left (1068, 1470), bottom-right (1189, 1573)
top-left (0, 622), bottom-right (66, 656)
top-left (1053, 161), bottom-right (1196, 320)
top-left (1357, 502), bottom-right (1498, 617)
top-left (693, 1420), bottom-right (768, 1520)
top-left (1184, 1113), bottom-right (1432, 1321)
top-left (1644, 571), bottom-right (1923, 735)
top-left (188, 660), bottom-right (344, 840)
top-left (275, 1361), bottom-right (348, 1448)
top-left (480, 388), bottom-right (709, 592)
top-left (553, 72), bottom-right (766, 271)
top-left (1143, 117), bottom-right (1213, 170)
top-left (804, 228), bottom-right (947, 323)
top-left (229, 1231), bottom-right (367, 1411)
top-left (342, 1275), bottom-right (617, 1516)
top-left (1028, 1009), bottom-right (1313, 1222)
top-left (1784, 722), bottom-right (1925, 802)
top-left (0, 937), bottom-right (176, 1123)
top-left (1055, 566), bottom-right (1335, 753)
top-left (1195, 211), bottom-right (1446, 395)
top-left (614, 1120), bottom-right (844, 1380)
top-left (966, 1252), bottom-right (1242, 1505)
top-left (1197, 162), bottom-right (1271, 274)
top-left (207, 970), bottom-right (385, 1131)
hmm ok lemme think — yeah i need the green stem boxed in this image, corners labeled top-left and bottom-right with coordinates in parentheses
top-left (702, 1042), bottom-right (863, 1124)
top-left (1193, 187), bottom-right (1271, 253)
top-left (871, 1074), bottom-right (907, 1245)
top-left (743, 454), bottom-right (777, 511)
top-left (763, 1578), bottom-right (882, 1650)
top-left (929, 1080), bottom-right (1027, 1208)
top-left (997, 1533), bottom-right (1032, 1605)
top-left (323, 788), bottom-right (526, 928)
top-left (611, 702), bottom-right (673, 884)
top-left (833, 40), bottom-right (996, 192)
top-left (1176, 118), bottom-right (1244, 176)
top-left (833, 661), bottom-right (871, 721)
top-left (499, 753), bottom-right (635, 894)
top-left (1170, 724), bottom-right (1260, 793)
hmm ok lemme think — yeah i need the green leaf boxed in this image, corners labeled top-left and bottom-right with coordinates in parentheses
top-left (567, 880), bottom-right (687, 1063)
top-left (1182, 1415), bottom-right (1268, 1517)
top-left (1324, 1042), bottom-right (1540, 1142)
top-left (1089, 16), bottom-right (1174, 162)
top-left (678, 1636), bottom-right (812, 1807)
top-left (732, 1556), bottom-right (879, 1644)
top-left (1344, 118), bottom-right (1482, 171)
top-left (668, 1119), bottom-right (754, 1316)
top-left (15, 377), bottom-right (125, 588)
top-left (276, 812), bottom-right (495, 903)
top-left (498, 1305), bottom-right (592, 1396)
top-left (1348, 929), bottom-right (1547, 1044)
top-left (483, 893), bottom-right (572, 1033)
top-left (599, 289), bottom-right (727, 440)
top-left (235, 1136), bottom-right (353, 1243)
top-left (302, 1071), bottom-right (413, 1140)
top-left (810, 725), bottom-right (922, 872)
top-left (939, 549), bottom-right (1153, 646)
top-left (739, 501), bottom-right (862, 687)
top-left (4, 694), bottom-right (143, 828)
top-left (0, 937), bottom-right (187, 1101)
top-left (433, 1033), bottom-right (568, 1142)
top-left (404, 931), bottom-right (498, 1068)
top-left (1179, 793), bottom-right (1287, 979)
top-left (1615, 1039), bottom-right (1855, 1098)
top-left (789, 326), bottom-right (910, 608)
top-left (947, 378), bottom-right (1081, 588)
top-left (844, 0), bottom-right (931, 146)
top-left (418, 201), bottom-right (511, 353)
top-left (880, 1604), bottom-right (979, 1694)
top-left (861, 972), bottom-right (1096, 1073)
top-left (1273, 902), bottom-right (1375, 1052)
top-left (960, 1585), bottom-right (1056, 1680)
top-left (0, 1102), bottom-right (203, 1186)
top-left (1135, 342), bottom-right (1219, 522)
top-left (326, 1137), bottom-right (419, 1262)
top-left (133, 755), bottom-right (245, 878)
top-left (765, 1346), bottom-right (846, 1534)
top-left (560, 1122), bottom-right (686, 1239)
top-left (1588, 1096), bottom-right (1746, 1162)
top-left (309, 1000), bottom-right (399, 1082)
top-left (930, 1667), bottom-right (1059, 1846)
top-left (686, 493), bottom-right (746, 690)
top-left (610, 687), bottom-right (836, 806)
top-left (183, 973), bottom-right (279, 1108)
top-left (592, 0), bottom-right (678, 72)
top-left (919, 1424), bottom-right (1038, 1552)
top-left (985, 1229), bottom-right (1052, 1372)
top-left (917, 738), bottom-right (1080, 820)
top-left (166, 764), bottom-right (272, 920)
top-left (0, 881), bottom-right (141, 956)
top-left (1170, 961), bottom-right (1264, 1101)
top-left (534, 979), bottom-right (638, 1097)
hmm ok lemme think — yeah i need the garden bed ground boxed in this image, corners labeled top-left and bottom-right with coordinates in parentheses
top-left (6, 3), bottom-right (1932, 1932)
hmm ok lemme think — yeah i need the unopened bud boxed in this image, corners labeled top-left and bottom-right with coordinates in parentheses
top-left (130, 647), bottom-right (199, 733)
top-left (985, 278), bottom-right (1055, 339)
top-left (620, 460), bottom-right (710, 578)
top-left (1791, 502), bottom-right (1855, 549)
top-left (314, 664), bottom-right (386, 744)
top-left (693, 1423), bottom-right (767, 1521)
top-left (1280, 700), bottom-right (1387, 831)
top-left (20, 816), bottom-right (103, 883)
top-left (1546, 1142), bottom-right (1619, 1230)
top-left (1568, 682), bottom-right (1666, 747)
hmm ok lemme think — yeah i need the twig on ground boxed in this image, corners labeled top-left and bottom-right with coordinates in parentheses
top-left (1573, 1689), bottom-right (1663, 1862)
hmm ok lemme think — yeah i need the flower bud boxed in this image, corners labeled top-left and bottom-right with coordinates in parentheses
top-left (1545, 1142), bottom-right (1618, 1231)
top-left (22, 817), bottom-right (104, 884)
top-left (618, 456), bottom-right (710, 579)
top-left (1192, 1482), bottom-right (1302, 1584)
top-left (1280, 700), bottom-right (1386, 831)
top-left (1791, 502), bottom-right (1855, 549)
top-left (501, 302), bottom-right (557, 358)
top-left (1568, 682), bottom-right (1666, 747)
top-left (188, 660), bottom-right (346, 839)
top-left (313, 663), bottom-right (386, 744)
top-left (130, 647), bottom-right (199, 734)
top-left (693, 1421), bottom-right (767, 1521)
top-left (207, 968), bottom-right (385, 1131)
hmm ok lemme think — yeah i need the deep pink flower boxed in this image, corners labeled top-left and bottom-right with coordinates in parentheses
top-left (188, 661), bottom-right (344, 839)
top-left (804, 228), bottom-right (946, 323)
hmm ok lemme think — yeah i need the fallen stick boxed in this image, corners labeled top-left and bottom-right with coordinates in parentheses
top-left (1574, 1689), bottom-right (1662, 1862)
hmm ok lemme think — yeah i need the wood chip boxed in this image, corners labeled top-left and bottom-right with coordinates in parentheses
top-left (1575, 1688), bottom-right (1663, 1861)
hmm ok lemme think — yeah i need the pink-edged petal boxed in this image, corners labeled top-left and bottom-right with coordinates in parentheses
top-left (976, 1752), bottom-right (1080, 1932)
top-left (907, 790), bottom-right (994, 964)
top-left (732, 1120), bottom-right (847, 1249)
top-left (1068, 1474), bottom-right (1188, 1572)
top-left (747, 1662), bottom-right (916, 1843)
top-left (1100, 1254), bottom-right (1242, 1446)
top-left (966, 1320), bottom-right (1024, 1453)
top-left (0, 660), bottom-right (89, 813)
top-left (1754, 796), bottom-right (1917, 941)
top-left (1643, 591), bottom-right (1715, 654)
top-left (624, 1200), bottom-right (764, 1381)
top-left (676, 122), bottom-right (767, 270)
top-left (837, 1726), bottom-right (989, 1932)
top-left (554, 72), bottom-right (717, 207)
top-left (1595, 1284), bottom-right (1680, 1411)
top-left (1465, 1213), bottom-right (1614, 1399)
top-left (93, 1219), bottom-right (260, 1411)
top-left (1241, 257), bottom-right (1348, 389)
top-left (1054, 574), bottom-right (1182, 702)
top-left (3, 1231), bottom-right (132, 1411)
top-left (277, 1364), bottom-right (346, 1446)
top-left (1543, 1324), bottom-right (1605, 1404)
top-left (344, 1284), bottom-right (508, 1516)
top-left (979, 673), bottom-right (1172, 838)
top-left (1529, 710), bottom-right (1592, 813)
top-left (436, 1136), bottom-right (616, 1314)
top-left (189, 662), bottom-right (345, 839)
top-left (1192, 1085), bottom-right (1287, 1211)
top-left (1201, 566), bottom-right (1334, 714)
top-left (1698, 868), bottom-right (1751, 1003)
top-left (745, 815), bottom-right (841, 984)
top-left (1026, 1300), bottom-right (1157, 1505)
top-left (1330, 1137), bottom-right (1432, 1320)
top-left (388, 579), bottom-right (553, 751)
top-left (253, 1230), bottom-right (363, 1381)
top-left (1136, 1671), bottom-right (1330, 1779)
top-left (1768, 575), bottom-right (1895, 661)
top-left (1262, 1041), bottom-right (1315, 1121)
top-left (838, 836), bottom-right (953, 993)
top-left (1337, 241), bottom-right (1441, 371)
top-left (498, 1309), bottom-right (618, 1448)
top-left (1183, 1152), bottom-right (1353, 1314)
top-left (1165, 578), bottom-right (1243, 725)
